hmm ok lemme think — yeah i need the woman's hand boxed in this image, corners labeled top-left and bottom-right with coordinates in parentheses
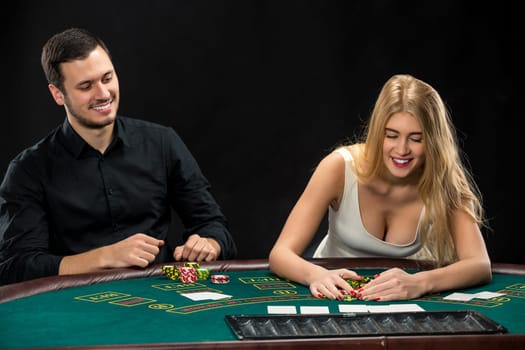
top-left (308, 268), bottom-right (363, 300)
top-left (358, 267), bottom-right (425, 301)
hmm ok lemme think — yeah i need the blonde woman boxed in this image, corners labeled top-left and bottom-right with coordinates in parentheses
top-left (269, 74), bottom-right (491, 301)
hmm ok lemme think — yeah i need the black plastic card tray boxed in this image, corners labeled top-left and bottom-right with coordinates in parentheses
top-left (225, 310), bottom-right (507, 339)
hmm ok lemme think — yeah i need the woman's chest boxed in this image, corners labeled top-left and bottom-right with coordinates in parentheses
top-left (357, 184), bottom-right (423, 244)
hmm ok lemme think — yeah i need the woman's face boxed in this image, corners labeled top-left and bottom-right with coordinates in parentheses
top-left (382, 112), bottom-right (425, 181)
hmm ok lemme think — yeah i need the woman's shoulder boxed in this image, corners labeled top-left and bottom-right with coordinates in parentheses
top-left (316, 144), bottom-right (361, 175)
top-left (332, 144), bottom-right (364, 162)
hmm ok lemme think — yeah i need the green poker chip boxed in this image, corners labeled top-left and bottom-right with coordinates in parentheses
top-left (346, 276), bottom-right (372, 289)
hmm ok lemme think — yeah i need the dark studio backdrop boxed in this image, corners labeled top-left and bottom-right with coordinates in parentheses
top-left (3, 1), bottom-right (522, 263)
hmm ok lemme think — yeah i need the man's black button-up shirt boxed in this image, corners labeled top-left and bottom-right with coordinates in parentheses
top-left (0, 116), bottom-right (237, 284)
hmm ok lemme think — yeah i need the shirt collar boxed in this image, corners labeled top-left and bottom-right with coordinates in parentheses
top-left (59, 116), bottom-right (130, 158)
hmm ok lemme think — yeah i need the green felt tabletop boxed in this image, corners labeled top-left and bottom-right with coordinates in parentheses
top-left (0, 269), bottom-right (524, 349)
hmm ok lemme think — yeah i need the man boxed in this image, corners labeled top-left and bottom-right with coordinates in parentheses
top-left (0, 27), bottom-right (237, 285)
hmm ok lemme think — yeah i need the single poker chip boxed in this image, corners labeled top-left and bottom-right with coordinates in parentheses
top-left (184, 262), bottom-right (201, 269)
top-left (210, 274), bottom-right (230, 284)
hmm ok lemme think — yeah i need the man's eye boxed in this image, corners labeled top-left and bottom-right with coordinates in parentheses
top-left (102, 74), bottom-right (113, 83)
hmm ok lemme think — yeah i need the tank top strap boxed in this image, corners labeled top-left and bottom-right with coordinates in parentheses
top-left (335, 146), bottom-right (353, 162)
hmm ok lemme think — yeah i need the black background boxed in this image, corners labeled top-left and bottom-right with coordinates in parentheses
top-left (3, 1), bottom-right (522, 263)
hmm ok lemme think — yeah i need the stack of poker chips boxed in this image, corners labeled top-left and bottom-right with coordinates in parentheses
top-left (210, 274), bottom-right (230, 284)
top-left (346, 276), bottom-right (372, 289)
top-left (162, 265), bottom-right (180, 280)
top-left (196, 267), bottom-right (211, 280)
top-left (161, 262), bottom-right (211, 283)
top-left (342, 276), bottom-right (373, 301)
top-left (179, 266), bottom-right (198, 283)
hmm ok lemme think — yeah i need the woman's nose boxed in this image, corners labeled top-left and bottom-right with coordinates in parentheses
top-left (395, 140), bottom-right (410, 155)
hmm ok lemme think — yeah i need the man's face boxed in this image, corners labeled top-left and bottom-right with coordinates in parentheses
top-left (49, 45), bottom-right (119, 131)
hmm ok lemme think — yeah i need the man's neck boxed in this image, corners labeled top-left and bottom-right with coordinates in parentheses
top-left (69, 119), bottom-right (115, 154)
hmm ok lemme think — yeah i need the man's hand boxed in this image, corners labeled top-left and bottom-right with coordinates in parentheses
top-left (59, 233), bottom-right (164, 275)
top-left (173, 234), bottom-right (221, 262)
top-left (105, 233), bottom-right (164, 268)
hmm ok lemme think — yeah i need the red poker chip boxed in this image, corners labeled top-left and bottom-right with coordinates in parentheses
top-left (210, 274), bottom-right (230, 284)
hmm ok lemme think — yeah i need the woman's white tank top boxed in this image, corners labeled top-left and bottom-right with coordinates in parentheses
top-left (313, 147), bottom-right (423, 258)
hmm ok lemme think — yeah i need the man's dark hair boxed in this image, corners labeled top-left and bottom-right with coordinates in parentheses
top-left (41, 28), bottom-right (111, 91)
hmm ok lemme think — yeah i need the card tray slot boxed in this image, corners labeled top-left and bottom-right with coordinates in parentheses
top-left (225, 310), bottom-right (507, 340)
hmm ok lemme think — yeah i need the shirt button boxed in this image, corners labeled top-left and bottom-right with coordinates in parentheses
top-left (108, 189), bottom-right (113, 196)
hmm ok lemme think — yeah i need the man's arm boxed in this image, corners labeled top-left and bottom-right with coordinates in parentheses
top-left (59, 233), bottom-right (164, 274)
top-left (0, 159), bottom-right (61, 284)
top-left (165, 128), bottom-right (237, 260)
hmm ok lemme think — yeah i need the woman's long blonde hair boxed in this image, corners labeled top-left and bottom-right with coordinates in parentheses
top-left (354, 74), bottom-right (485, 266)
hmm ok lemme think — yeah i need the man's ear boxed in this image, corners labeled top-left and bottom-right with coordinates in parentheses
top-left (48, 84), bottom-right (65, 106)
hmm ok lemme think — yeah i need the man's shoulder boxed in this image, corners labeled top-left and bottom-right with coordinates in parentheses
top-left (2, 126), bottom-right (62, 181)
top-left (118, 115), bottom-right (174, 133)
top-left (11, 126), bottom-right (62, 162)
top-left (117, 116), bottom-right (182, 148)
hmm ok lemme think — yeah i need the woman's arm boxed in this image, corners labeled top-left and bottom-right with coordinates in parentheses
top-left (269, 151), bottom-right (361, 299)
top-left (359, 208), bottom-right (492, 301)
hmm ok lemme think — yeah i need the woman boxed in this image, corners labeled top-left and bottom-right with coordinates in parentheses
top-left (268, 74), bottom-right (491, 302)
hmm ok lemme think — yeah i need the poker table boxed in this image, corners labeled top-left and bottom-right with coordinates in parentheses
top-left (1, 258), bottom-right (524, 350)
